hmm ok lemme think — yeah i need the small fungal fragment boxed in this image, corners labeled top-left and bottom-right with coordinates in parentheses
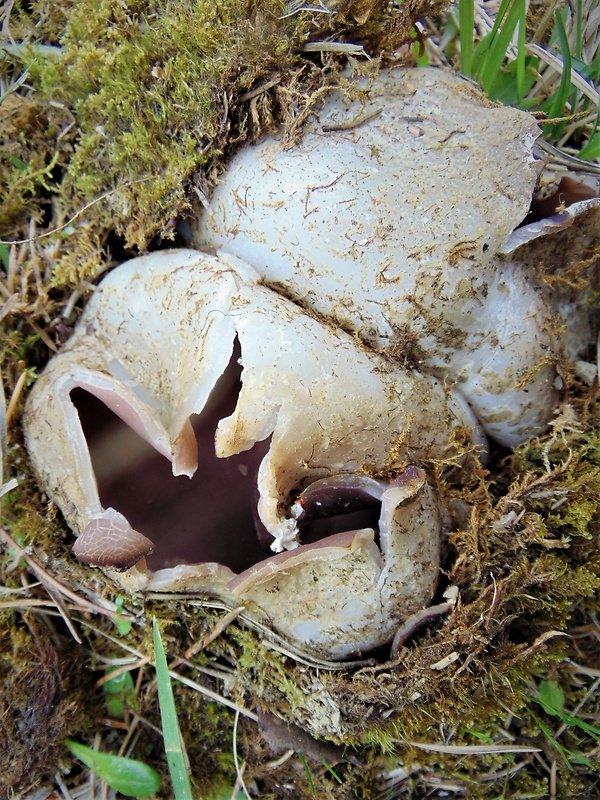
top-left (73, 507), bottom-right (154, 570)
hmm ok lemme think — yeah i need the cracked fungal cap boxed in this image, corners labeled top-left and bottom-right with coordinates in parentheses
top-left (193, 66), bottom-right (599, 448)
top-left (24, 249), bottom-right (485, 659)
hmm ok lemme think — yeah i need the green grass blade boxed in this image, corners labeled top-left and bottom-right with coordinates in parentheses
top-left (480, 0), bottom-right (527, 96)
top-left (458, 0), bottom-right (474, 76)
top-left (298, 753), bottom-right (316, 796)
top-left (471, 0), bottom-right (512, 77)
top-left (153, 619), bottom-right (194, 800)
top-left (583, 50), bottom-right (600, 81)
top-left (471, 32), bottom-right (493, 78)
top-left (559, 712), bottom-right (600, 741)
top-left (546, 9), bottom-right (573, 123)
top-left (0, 244), bottom-right (9, 272)
top-left (515, 0), bottom-right (526, 102)
top-left (322, 761), bottom-right (343, 783)
top-left (528, 712), bottom-right (573, 771)
top-left (578, 128), bottom-right (600, 160)
top-left (574, 0), bottom-right (583, 60)
top-left (488, 0), bottom-right (514, 38)
top-left (65, 739), bottom-right (161, 797)
top-left (487, 54), bottom-right (539, 106)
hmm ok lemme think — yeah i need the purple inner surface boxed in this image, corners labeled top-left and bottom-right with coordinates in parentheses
top-left (295, 488), bottom-right (381, 546)
top-left (72, 355), bottom-right (383, 574)
top-left (526, 176), bottom-right (599, 224)
top-left (71, 356), bottom-right (271, 573)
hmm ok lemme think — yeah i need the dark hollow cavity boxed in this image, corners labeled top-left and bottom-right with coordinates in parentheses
top-left (71, 352), bottom-right (270, 574)
top-left (72, 351), bottom-right (383, 574)
top-left (525, 176), bottom-right (598, 224)
top-left (294, 486), bottom-right (381, 546)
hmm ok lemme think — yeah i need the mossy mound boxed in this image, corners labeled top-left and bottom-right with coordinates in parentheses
top-left (2, 400), bottom-right (599, 798)
top-left (1, 0), bottom-right (443, 294)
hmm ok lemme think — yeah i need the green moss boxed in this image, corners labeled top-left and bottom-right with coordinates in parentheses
top-left (3, 0), bottom-right (302, 288)
top-left (33, 0), bottom-right (306, 276)
top-left (2, 0), bottom-right (436, 299)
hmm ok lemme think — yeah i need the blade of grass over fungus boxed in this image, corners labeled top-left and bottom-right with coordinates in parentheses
top-left (479, 0), bottom-right (527, 99)
top-left (153, 618), bottom-right (193, 800)
top-left (545, 10), bottom-right (574, 135)
top-left (458, 0), bottom-right (474, 75)
top-left (64, 739), bottom-right (161, 797)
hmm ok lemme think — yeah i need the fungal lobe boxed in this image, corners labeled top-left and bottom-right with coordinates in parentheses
top-left (193, 67), bottom-right (599, 449)
top-left (25, 248), bottom-right (475, 657)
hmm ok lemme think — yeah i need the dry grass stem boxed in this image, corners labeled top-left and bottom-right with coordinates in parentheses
top-left (0, 525), bottom-right (134, 622)
top-left (407, 742), bottom-right (542, 755)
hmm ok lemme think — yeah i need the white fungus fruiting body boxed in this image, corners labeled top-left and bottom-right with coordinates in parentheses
top-left (24, 67), bottom-right (599, 659)
top-left (193, 67), bottom-right (599, 447)
top-left (25, 249), bottom-right (485, 658)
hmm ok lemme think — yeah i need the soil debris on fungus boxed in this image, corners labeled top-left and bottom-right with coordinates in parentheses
top-left (2, 0), bottom-right (600, 799)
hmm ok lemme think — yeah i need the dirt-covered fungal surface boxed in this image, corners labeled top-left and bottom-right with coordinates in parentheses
top-left (2, 1), bottom-right (600, 799)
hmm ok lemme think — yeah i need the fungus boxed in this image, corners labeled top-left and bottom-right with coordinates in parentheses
top-left (193, 67), bottom-right (599, 448)
top-left (25, 248), bottom-right (482, 658)
top-left (73, 508), bottom-right (154, 571)
top-left (24, 68), bottom-right (599, 658)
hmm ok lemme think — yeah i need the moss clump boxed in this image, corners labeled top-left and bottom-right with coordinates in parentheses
top-left (33, 0), bottom-right (306, 250)
top-left (0, 613), bottom-right (87, 798)
top-left (2, 0), bottom-right (300, 285)
top-left (1, 0), bottom-right (441, 298)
